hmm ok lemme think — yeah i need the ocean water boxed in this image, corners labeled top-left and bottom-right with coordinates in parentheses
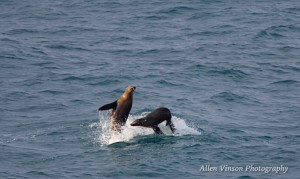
top-left (1, 0), bottom-right (300, 178)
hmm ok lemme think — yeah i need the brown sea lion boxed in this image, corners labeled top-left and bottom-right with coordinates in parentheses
top-left (98, 85), bottom-right (136, 132)
top-left (130, 107), bottom-right (176, 134)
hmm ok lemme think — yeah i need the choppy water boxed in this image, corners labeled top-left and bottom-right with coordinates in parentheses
top-left (1, 0), bottom-right (300, 178)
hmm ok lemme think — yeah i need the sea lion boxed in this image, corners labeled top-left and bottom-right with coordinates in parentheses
top-left (98, 85), bottom-right (136, 132)
top-left (130, 107), bottom-right (176, 134)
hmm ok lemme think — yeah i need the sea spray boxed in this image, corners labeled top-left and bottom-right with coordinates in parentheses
top-left (94, 112), bottom-right (201, 145)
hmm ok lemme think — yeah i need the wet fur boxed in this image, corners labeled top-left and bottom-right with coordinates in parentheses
top-left (99, 86), bottom-right (135, 132)
top-left (131, 107), bottom-right (176, 134)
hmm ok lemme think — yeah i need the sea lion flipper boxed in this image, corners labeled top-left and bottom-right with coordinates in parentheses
top-left (98, 100), bottom-right (117, 111)
top-left (152, 126), bottom-right (164, 134)
top-left (166, 119), bottom-right (176, 133)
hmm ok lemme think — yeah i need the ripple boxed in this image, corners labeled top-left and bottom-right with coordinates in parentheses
top-left (284, 7), bottom-right (300, 13)
top-left (210, 92), bottom-right (247, 102)
top-left (156, 80), bottom-right (183, 87)
top-left (158, 6), bottom-right (196, 15)
top-left (270, 80), bottom-right (299, 86)
top-left (5, 28), bottom-right (39, 35)
top-left (278, 45), bottom-right (300, 52)
top-left (45, 44), bottom-right (90, 51)
top-left (141, 15), bottom-right (167, 21)
top-left (227, 129), bottom-right (246, 134)
top-left (38, 89), bottom-right (68, 95)
top-left (255, 25), bottom-right (299, 39)
top-left (207, 68), bottom-right (248, 80)
top-left (89, 79), bottom-right (120, 86)
top-left (62, 75), bottom-right (99, 82)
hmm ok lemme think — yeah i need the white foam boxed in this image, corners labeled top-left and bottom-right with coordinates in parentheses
top-left (92, 112), bottom-right (201, 145)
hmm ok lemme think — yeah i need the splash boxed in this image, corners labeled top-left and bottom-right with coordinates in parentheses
top-left (90, 111), bottom-right (201, 145)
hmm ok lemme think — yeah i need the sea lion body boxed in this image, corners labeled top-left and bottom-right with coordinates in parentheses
top-left (131, 107), bottom-right (176, 134)
top-left (99, 86), bottom-right (136, 132)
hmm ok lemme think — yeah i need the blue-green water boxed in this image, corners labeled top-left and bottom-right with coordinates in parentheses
top-left (1, 0), bottom-right (300, 178)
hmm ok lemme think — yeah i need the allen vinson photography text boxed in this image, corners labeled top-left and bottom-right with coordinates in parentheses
top-left (199, 164), bottom-right (289, 174)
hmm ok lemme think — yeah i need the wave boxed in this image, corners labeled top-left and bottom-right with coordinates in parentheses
top-left (270, 79), bottom-right (299, 86)
top-left (90, 112), bottom-right (200, 145)
top-left (210, 91), bottom-right (245, 102)
top-left (255, 25), bottom-right (299, 39)
top-left (209, 91), bottom-right (260, 105)
top-left (5, 28), bottom-right (39, 35)
top-left (158, 6), bottom-right (196, 15)
top-left (45, 44), bottom-right (90, 51)
top-left (208, 68), bottom-right (248, 78)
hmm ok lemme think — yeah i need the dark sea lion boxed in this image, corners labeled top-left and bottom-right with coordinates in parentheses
top-left (130, 107), bottom-right (176, 134)
top-left (98, 85), bottom-right (136, 132)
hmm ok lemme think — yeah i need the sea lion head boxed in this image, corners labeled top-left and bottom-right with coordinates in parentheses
top-left (125, 85), bottom-right (136, 93)
top-left (130, 118), bottom-right (142, 126)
